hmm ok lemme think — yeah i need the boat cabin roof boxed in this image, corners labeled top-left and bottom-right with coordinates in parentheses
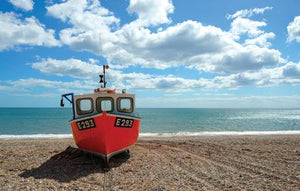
top-left (73, 89), bottom-right (136, 119)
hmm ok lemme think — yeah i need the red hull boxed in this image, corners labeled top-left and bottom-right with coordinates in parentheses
top-left (70, 112), bottom-right (140, 160)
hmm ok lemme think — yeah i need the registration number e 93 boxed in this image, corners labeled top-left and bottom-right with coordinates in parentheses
top-left (114, 117), bottom-right (134, 128)
top-left (76, 118), bottom-right (95, 130)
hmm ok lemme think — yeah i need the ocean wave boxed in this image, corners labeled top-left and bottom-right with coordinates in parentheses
top-left (229, 114), bottom-right (300, 120)
top-left (0, 134), bottom-right (73, 140)
top-left (139, 130), bottom-right (300, 137)
top-left (1, 131), bottom-right (300, 140)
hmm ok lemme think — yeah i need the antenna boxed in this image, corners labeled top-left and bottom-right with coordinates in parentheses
top-left (99, 65), bottom-right (109, 88)
top-left (98, 33), bottom-right (109, 88)
top-left (99, 33), bottom-right (103, 57)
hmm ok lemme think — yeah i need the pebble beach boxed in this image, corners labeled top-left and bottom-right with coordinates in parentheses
top-left (0, 135), bottom-right (299, 190)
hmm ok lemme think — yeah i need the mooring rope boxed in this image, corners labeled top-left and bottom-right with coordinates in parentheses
top-left (103, 166), bottom-right (110, 191)
top-left (103, 170), bottom-right (106, 191)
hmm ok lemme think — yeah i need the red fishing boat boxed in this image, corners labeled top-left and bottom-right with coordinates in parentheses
top-left (60, 65), bottom-right (141, 165)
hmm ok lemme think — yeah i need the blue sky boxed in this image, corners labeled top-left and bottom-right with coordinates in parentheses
top-left (0, 0), bottom-right (300, 108)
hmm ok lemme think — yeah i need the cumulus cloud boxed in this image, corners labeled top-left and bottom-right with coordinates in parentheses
top-left (46, 0), bottom-right (119, 29)
top-left (127, 0), bottom-right (174, 26)
top-left (226, 6), bottom-right (273, 20)
top-left (1, 78), bottom-right (97, 94)
top-left (227, 7), bottom-right (276, 48)
top-left (0, 84), bottom-right (10, 91)
top-left (287, 15), bottom-right (300, 43)
top-left (230, 17), bottom-right (267, 38)
top-left (8, 0), bottom-right (34, 11)
top-left (31, 57), bottom-right (152, 88)
top-left (41, 1), bottom-right (290, 94)
top-left (244, 32), bottom-right (275, 47)
top-left (45, 0), bottom-right (281, 74)
top-left (1, 1), bottom-right (299, 107)
top-left (211, 45), bottom-right (281, 73)
top-left (282, 62), bottom-right (300, 78)
top-left (116, 20), bottom-right (282, 73)
top-left (32, 58), bottom-right (101, 79)
top-left (0, 12), bottom-right (60, 51)
top-left (31, 58), bottom-right (300, 91)
top-left (46, 0), bottom-right (119, 54)
top-left (7, 78), bottom-right (64, 89)
top-left (113, 20), bottom-right (237, 69)
top-left (2, 77), bottom-right (299, 108)
top-left (157, 62), bottom-right (300, 89)
top-left (219, 62), bottom-right (300, 87)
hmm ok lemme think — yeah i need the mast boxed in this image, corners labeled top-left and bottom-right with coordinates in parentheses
top-left (98, 33), bottom-right (109, 88)
top-left (99, 65), bottom-right (109, 88)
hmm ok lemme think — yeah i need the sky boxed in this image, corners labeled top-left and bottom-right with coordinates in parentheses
top-left (0, 0), bottom-right (300, 108)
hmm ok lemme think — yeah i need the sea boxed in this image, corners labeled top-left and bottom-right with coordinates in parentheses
top-left (0, 108), bottom-right (300, 139)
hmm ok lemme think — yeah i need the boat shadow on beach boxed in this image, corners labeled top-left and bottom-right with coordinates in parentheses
top-left (19, 146), bottom-right (130, 183)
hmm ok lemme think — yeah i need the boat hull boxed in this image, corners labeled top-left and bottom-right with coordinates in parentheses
top-left (69, 112), bottom-right (140, 161)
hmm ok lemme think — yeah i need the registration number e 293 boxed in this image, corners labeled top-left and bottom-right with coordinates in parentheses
top-left (114, 117), bottom-right (134, 128)
top-left (76, 118), bottom-right (95, 130)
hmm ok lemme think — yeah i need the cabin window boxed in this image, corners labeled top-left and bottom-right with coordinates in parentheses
top-left (96, 97), bottom-right (114, 112)
top-left (76, 98), bottom-right (94, 115)
top-left (117, 97), bottom-right (133, 113)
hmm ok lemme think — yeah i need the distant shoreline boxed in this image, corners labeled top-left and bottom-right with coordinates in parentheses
top-left (1, 130), bottom-right (300, 140)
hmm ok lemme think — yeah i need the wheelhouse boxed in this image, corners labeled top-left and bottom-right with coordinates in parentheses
top-left (73, 90), bottom-right (136, 119)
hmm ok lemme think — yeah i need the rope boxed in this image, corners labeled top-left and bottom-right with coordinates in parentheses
top-left (103, 170), bottom-right (107, 191)
top-left (103, 165), bottom-right (110, 191)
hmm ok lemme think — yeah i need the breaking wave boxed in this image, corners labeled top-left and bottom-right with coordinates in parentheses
top-left (2, 131), bottom-right (300, 140)
top-left (139, 131), bottom-right (300, 137)
top-left (0, 134), bottom-right (73, 140)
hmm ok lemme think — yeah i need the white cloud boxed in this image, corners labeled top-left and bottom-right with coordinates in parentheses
top-left (8, 0), bottom-right (34, 11)
top-left (1, 55), bottom-right (298, 101)
top-left (141, 62), bottom-right (300, 90)
top-left (282, 62), bottom-right (300, 78)
top-left (0, 12), bottom-right (60, 51)
top-left (31, 57), bottom-right (300, 91)
top-left (113, 20), bottom-right (282, 73)
top-left (227, 7), bottom-right (275, 48)
top-left (30, 57), bottom-right (152, 88)
top-left (1, 78), bottom-right (97, 94)
top-left (46, 0), bottom-right (282, 74)
top-left (226, 6), bottom-right (273, 20)
top-left (32, 58), bottom-right (101, 79)
top-left (287, 15), bottom-right (300, 43)
top-left (45, 1), bottom-right (283, 74)
top-left (7, 78), bottom-right (63, 89)
top-left (244, 32), bottom-right (275, 47)
top-left (1, 2), bottom-right (299, 107)
top-left (185, 42), bottom-right (282, 74)
top-left (9, 93), bottom-right (58, 98)
top-left (46, 0), bottom-right (119, 29)
top-left (127, 0), bottom-right (174, 26)
top-left (230, 17), bottom-right (267, 39)
top-left (227, 9), bottom-right (277, 53)
top-left (216, 62), bottom-right (300, 88)
top-left (0, 84), bottom-right (10, 91)
top-left (27, 57), bottom-right (226, 89)
top-left (113, 20), bottom-right (237, 69)
top-left (2, 76), bottom-right (300, 108)
top-left (46, 0), bottom-right (119, 55)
